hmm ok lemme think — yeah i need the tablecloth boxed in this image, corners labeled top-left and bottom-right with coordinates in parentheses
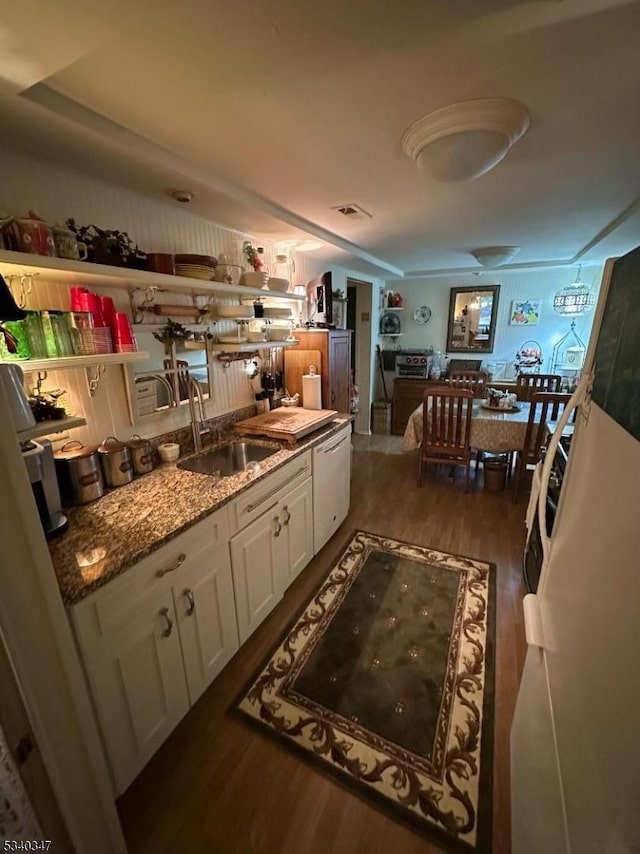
top-left (404, 401), bottom-right (533, 454)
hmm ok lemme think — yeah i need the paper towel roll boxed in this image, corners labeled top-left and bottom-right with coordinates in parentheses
top-left (302, 372), bottom-right (322, 410)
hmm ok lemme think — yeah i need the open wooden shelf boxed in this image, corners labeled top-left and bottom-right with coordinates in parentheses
top-left (209, 340), bottom-right (300, 353)
top-left (17, 416), bottom-right (87, 440)
top-left (0, 250), bottom-right (305, 301)
top-left (10, 351), bottom-right (149, 372)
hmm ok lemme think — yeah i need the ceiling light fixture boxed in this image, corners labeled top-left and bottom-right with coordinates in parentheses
top-left (471, 246), bottom-right (521, 267)
top-left (401, 98), bottom-right (530, 182)
top-left (553, 266), bottom-right (596, 316)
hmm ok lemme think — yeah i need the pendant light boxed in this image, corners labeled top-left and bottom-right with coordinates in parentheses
top-left (553, 266), bottom-right (596, 317)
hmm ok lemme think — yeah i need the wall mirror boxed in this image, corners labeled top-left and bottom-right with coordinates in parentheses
top-left (446, 285), bottom-right (500, 353)
top-left (124, 328), bottom-right (213, 422)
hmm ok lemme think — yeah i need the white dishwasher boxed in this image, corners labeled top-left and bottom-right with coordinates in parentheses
top-left (313, 424), bottom-right (351, 554)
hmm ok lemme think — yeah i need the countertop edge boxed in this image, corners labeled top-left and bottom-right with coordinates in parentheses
top-left (54, 416), bottom-right (353, 607)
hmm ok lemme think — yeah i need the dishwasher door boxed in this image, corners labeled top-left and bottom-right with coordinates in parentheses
top-left (313, 426), bottom-right (351, 554)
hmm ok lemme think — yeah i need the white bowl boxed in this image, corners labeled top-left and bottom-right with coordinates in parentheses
top-left (269, 328), bottom-right (293, 341)
top-left (247, 331), bottom-right (267, 343)
top-left (267, 277), bottom-right (290, 293)
top-left (239, 271), bottom-right (269, 288)
top-left (158, 443), bottom-right (180, 463)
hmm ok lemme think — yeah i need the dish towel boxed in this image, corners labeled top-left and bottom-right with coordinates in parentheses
top-left (525, 463), bottom-right (543, 535)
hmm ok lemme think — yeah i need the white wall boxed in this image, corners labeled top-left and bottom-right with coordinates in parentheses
top-left (377, 265), bottom-right (603, 383)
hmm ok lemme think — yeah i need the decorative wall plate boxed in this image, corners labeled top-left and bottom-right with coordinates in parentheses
top-left (414, 305), bottom-right (432, 324)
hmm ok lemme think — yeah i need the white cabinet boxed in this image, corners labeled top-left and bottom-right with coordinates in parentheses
top-left (230, 506), bottom-right (287, 644)
top-left (281, 477), bottom-right (314, 585)
top-left (174, 548), bottom-right (239, 706)
top-left (73, 587), bottom-right (190, 795)
top-left (313, 425), bottom-right (351, 554)
top-left (70, 507), bottom-right (237, 794)
top-left (230, 474), bottom-right (314, 644)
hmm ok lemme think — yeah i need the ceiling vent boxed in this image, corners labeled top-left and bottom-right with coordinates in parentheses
top-left (331, 204), bottom-right (372, 220)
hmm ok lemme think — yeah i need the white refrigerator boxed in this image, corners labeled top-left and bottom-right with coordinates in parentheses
top-left (511, 246), bottom-right (640, 854)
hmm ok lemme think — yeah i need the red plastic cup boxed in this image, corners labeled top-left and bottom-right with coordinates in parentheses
top-left (78, 292), bottom-right (105, 326)
top-left (113, 312), bottom-right (134, 345)
top-left (70, 286), bottom-right (89, 311)
top-left (100, 296), bottom-right (116, 327)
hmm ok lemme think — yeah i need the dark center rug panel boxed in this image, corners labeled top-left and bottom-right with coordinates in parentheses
top-left (236, 530), bottom-right (496, 854)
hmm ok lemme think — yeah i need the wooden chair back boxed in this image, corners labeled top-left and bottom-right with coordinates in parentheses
top-left (516, 373), bottom-right (562, 401)
top-left (522, 392), bottom-right (572, 466)
top-left (422, 388), bottom-right (474, 461)
top-left (448, 369), bottom-right (488, 398)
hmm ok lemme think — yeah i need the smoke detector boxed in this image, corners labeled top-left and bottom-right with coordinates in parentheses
top-left (331, 203), bottom-right (372, 221)
top-left (168, 189), bottom-right (195, 204)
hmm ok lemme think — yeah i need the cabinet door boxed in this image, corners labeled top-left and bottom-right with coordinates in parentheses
top-left (329, 332), bottom-right (351, 412)
top-left (280, 477), bottom-right (314, 586)
top-left (82, 591), bottom-right (189, 794)
top-left (230, 509), bottom-right (286, 644)
top-left (392, 380), bottom-right (428, 434)
top-left (174, 549), bottom-right (239, 705)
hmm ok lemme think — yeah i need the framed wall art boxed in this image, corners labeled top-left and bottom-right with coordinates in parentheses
top-left (510, 299), bottom-right (540, 326)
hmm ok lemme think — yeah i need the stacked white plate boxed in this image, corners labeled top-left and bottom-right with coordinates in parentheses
top-left (175, 264), bottom-right (216, 281)
top-left (218, 334), bottom-right (248, 344)
top-left (215, 304), bottom-right (254, 318)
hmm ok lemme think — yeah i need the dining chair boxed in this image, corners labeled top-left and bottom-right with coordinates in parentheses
top-left (514, 391), bottom-right (573, 500)
top-left (449, 369), bottom-right (489, 398)
top-left (418, 388), bottom-right (474, 491)
top-left (515, 373), bottom-right (562, 402)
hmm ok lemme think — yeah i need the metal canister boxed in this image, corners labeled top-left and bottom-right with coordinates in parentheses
top-left (127, 434), bottom-right (154, 476)
top-left (97, 436), bottom-right (133, 488)
top-left (53, 441), bottom-right (104, 505)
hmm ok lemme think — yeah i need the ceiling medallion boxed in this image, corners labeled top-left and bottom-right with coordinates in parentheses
top-left (401, 98), bottom-right (530, 182)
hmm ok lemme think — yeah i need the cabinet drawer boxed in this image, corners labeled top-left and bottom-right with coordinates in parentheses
top-left (72, 505), bottom-right (230, 642)
top-left (229, 451), bottom-right (312, 534)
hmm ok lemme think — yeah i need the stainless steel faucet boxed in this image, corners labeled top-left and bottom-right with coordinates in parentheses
top-left (187, 377), bottom-right (211, 453)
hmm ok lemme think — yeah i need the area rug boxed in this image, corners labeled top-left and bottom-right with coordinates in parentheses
top-left (236, 531), bottom-right (496, 853)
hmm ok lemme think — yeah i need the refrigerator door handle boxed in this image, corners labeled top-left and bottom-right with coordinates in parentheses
top-left (536, 380), bottom-right (587, 587)
top-left (523, 593), bottom-right (545, 648)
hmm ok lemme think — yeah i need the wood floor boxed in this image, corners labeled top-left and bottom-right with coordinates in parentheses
top-left (118, 436), bottom-right (527, 854)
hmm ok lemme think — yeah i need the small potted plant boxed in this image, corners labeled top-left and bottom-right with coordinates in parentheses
top-left (66, 219), bottom-right (146, 268)
top-left (242, 240), bottom-right (265, 272)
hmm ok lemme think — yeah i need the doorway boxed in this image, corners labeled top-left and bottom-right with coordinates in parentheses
top-left (346, 277), bottom-right (373, 434)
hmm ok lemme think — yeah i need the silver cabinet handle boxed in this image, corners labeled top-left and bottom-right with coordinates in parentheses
top-left (184, 588), bottom-right (195, 616)
top-left (274, 516), bottom-right (282, 538)
top-left (160, 607), bottom-right (173, 637)
top-left (282, 506), bottom-right (291, 526)
top-left (156, 552), bottom-right (187, 578)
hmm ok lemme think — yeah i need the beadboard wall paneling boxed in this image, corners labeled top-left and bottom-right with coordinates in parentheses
top-left (0, 147), bottom-right (279, 442)
top-left (377, 265), bottom-right (603, 383)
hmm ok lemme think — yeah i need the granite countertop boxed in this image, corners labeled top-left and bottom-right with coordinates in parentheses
top-left (49, 417), bottom-right (352, 606)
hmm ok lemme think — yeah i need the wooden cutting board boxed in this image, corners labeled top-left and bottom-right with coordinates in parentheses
top-left (284, 349), bottom-right (322, 400)
top-left (235, 408), bottom-right (338, 443)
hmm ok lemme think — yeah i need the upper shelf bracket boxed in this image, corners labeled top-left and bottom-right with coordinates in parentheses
top-left (85, 364), bottom-right (107, 396)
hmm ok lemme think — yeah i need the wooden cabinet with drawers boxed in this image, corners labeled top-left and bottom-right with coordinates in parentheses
top-left (287, 329), bottom-right (352, 413)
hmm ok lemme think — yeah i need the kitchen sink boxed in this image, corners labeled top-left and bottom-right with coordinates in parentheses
top-left (178, 442), bottom-right (278, 477)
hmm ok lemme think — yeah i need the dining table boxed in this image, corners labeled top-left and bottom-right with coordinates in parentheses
top-left (403, 400), bottom-right (534, 454)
